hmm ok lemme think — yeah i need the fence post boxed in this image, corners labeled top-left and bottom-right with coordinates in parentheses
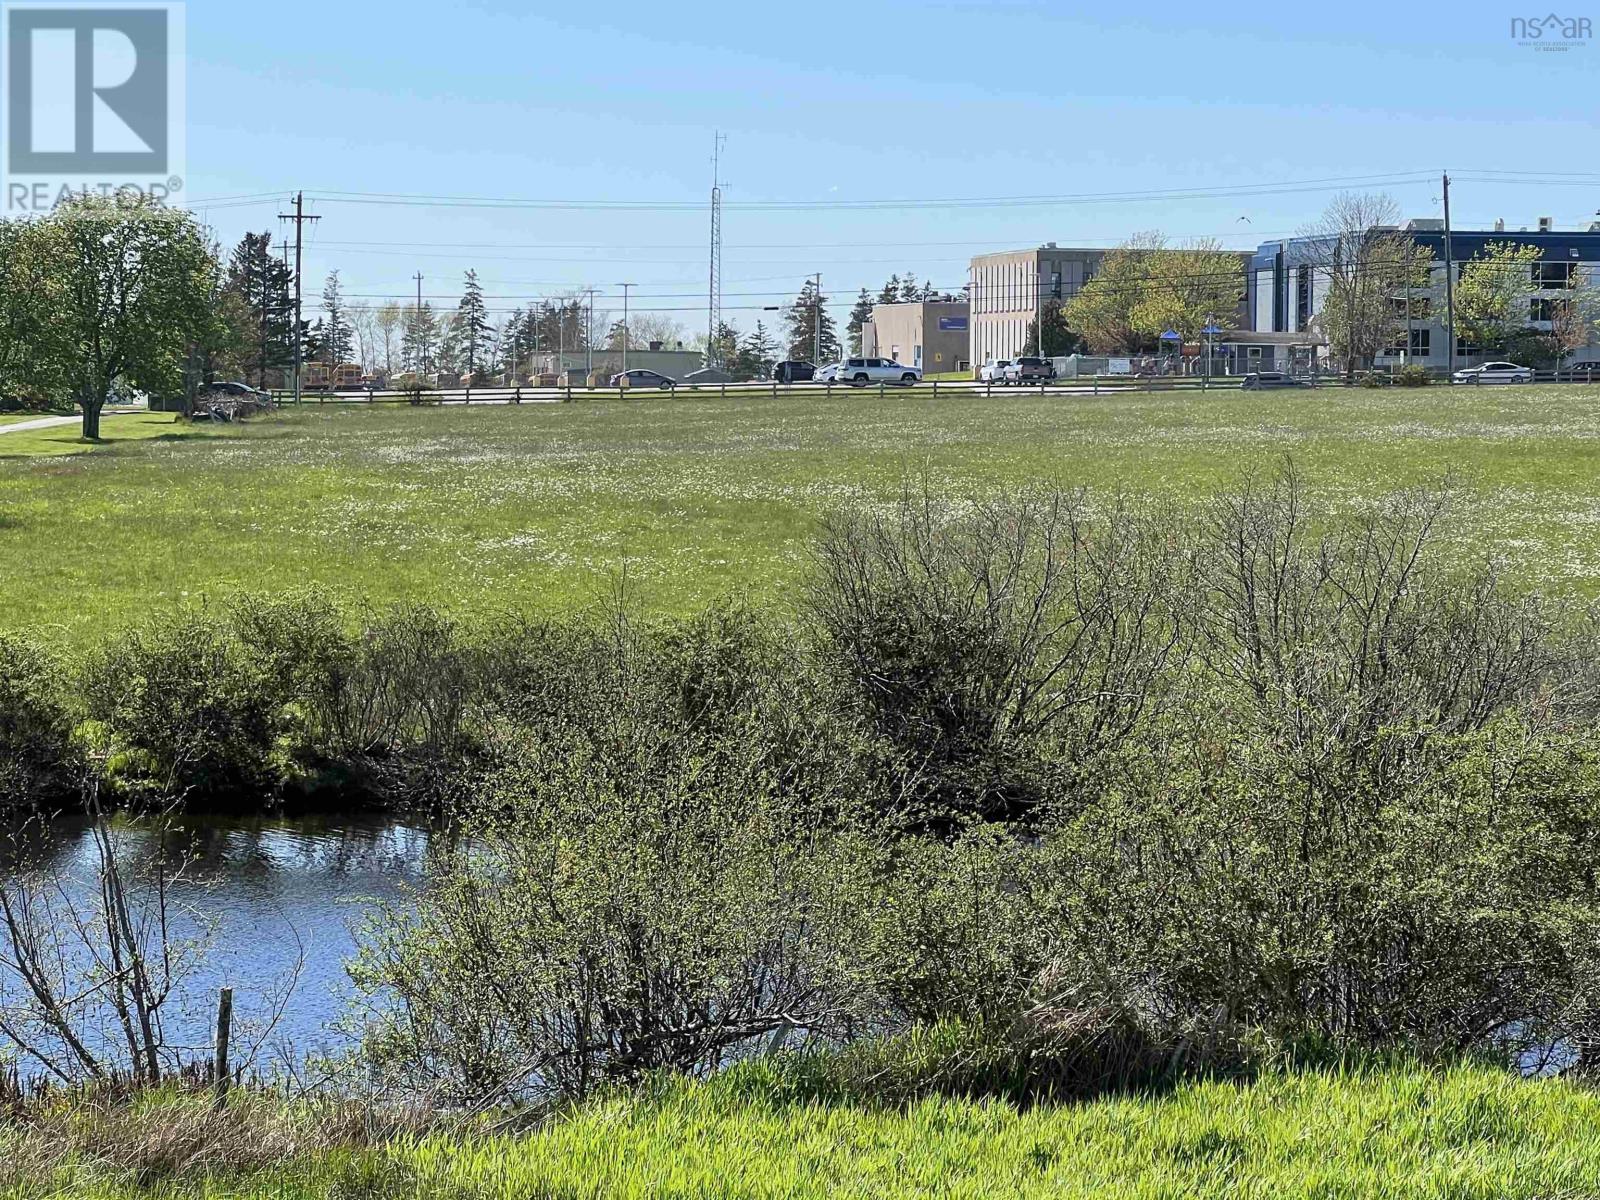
top-left (465, 384), bottom-right (471, 405)
top-left (367, 387), bottom-right (374, 403)
top-left (213, 987), bottom-right (233, 1109)
top-left (515, 386), bottom-right (522, 405)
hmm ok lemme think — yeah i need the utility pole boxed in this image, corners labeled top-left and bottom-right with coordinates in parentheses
top-left (1442, 172), bottom-right (1456, 378)
top-left (618, 283), bottom-right (634, 375)
top-left (277, 192), bottom-right (320, 405)
top-left (707, 132), bottom-right (725, 369)
top-left (812, 272), bottom-right (822, 364)
top-left (585, 287), bottom-right (596, 376)
top-left (413, 271), bottom-right (425, 375)
top-left (1035, 249), bottom-right (1043, 356)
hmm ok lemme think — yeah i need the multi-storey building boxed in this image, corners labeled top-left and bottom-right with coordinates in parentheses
top-left (968, 244), bottom-right (1104, 365)
top-left (1246, 217), bottom-right (1600, 369)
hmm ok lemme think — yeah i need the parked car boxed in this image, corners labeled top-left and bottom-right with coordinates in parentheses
top-left (979, 359), bottom-right (1011, 383)
top-left (773, 360), bottom-right (815, 383)
top-left (1002, 356), bottom-right (1054, 385)
top-left (682, 367), bottom-right (734, 385)
top-left (610, 369), bottom-right (676, 389)
top-left (1451, 362), bottom-right (1533, 384)
top-left (839, 357), bottom-right (921, 385)
top-left (1565, 360), bottom-right (1600, 376)
top-left (814, 362), bottom-right (841, 382)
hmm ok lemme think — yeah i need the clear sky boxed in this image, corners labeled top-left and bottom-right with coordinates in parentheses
top-left (184, 0), bottom-right (1598, 332)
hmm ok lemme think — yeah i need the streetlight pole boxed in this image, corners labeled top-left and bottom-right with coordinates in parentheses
top-left (618, 283), bottom-right (634, 375)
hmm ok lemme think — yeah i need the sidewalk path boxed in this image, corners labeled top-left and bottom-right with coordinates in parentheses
top-left (0, 408), bottom-right (144, 437)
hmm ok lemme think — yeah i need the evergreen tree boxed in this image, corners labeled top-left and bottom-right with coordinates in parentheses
top-left (319, 270), bottom-right (353, 365)
top-left (898, 272), bottom-right (921, 303)
top-left (876, 275), bottom-right (901, 306)
top-left (401, 302), bottom-right (438, 374)
top-left (455, 269), bottom-right (493, 380)
top-left (223, 232), bottom-right (295, 387)
top-left (732, 320), bottom-right (778, 378)
top-left (846, 288), bottom-right (874, 355)
top-left (707, 320), bottom-right (740, 368)
top-left (785, 278), bottom-right (838, 362)
top-left (1023, 298), bottom-right (1083, 357)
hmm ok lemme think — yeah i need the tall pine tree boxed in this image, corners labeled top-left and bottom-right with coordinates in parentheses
top-left (401, 302), bottom-right (438, 374)
top-left (455, 269), bottom-right (493, 380)
top-left (847, 288), bottom-right (874, 355)
top-left (785, 278), bottom-right (838, 362)
top-left (223, 232), bottom-right (295, 387)
top-left (732, 320), bottom-right (777, 378)
top-left (320, 270), bottom-right (354, 366)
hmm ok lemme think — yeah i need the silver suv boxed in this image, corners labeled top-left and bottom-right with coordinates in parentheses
top-left (841, 357), bottom-right (922, 385)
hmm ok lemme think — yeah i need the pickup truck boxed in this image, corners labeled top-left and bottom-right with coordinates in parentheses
top-left (978, 359), bottom-right (1010, 383)
top-left (1002, 356), bottom-right (1055, 385)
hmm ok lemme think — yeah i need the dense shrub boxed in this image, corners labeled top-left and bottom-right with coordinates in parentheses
top-left (1397, 363), bottom-right (1431, 386)
top-left (0, 632), bottom-right (78, 807)
top-left (809, 483), bottom-right (1192, 827)
top-left (79, 617), bottom-right (286, 802)
top-left (347, 606), bottom-right (872, 1105)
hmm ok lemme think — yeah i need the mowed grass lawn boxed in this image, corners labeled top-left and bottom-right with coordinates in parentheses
top-left (5, 386), bottom-right (1600, 645)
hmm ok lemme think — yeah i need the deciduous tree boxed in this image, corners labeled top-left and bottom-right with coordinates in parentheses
top-left (34, 194), bottom-right (216, 439)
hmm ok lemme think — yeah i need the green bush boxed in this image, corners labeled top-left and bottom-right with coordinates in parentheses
top-left (1396, 363), bottom-right (1431, 387)
top-left (79, 616), bottom-right (286, 802)
top-left (0, 632), bottom-right (78, 808)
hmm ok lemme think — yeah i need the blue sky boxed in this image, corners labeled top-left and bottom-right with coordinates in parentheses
top-left (185, 0), bottom-right (1598, 331)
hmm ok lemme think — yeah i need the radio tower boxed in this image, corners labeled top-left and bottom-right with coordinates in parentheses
top-left (706, 132), bottom-right (725, 368)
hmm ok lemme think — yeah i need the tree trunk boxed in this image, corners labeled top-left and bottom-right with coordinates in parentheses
top-left (80, 400), bottom-right (102, 440)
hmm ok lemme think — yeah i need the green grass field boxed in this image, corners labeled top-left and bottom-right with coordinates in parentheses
top-left (5, 387), bottom-right (1600, 646)
top-left (13, 1064), bottom-right (1600, 1198)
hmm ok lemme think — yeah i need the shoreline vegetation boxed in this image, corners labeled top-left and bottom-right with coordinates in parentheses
top-left (10, 404), bottom-right (1600, 1196)
top-left (8, 1058), bottom-right (1600, 1198)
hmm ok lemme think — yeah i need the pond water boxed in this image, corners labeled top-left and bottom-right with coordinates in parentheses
top-left (0, 811), bottom-right (432, 1078)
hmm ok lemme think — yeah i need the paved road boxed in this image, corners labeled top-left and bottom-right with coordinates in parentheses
top-left (0, 414), bottom-right (78, 435)
top-left (0, 408), bottom-right (144, 437)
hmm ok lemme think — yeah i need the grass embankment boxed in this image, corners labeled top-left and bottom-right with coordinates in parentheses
top-left (9, 1064), bottom-right (1600, 1198)
top-left (5, 387), bottom-right (1600, 645)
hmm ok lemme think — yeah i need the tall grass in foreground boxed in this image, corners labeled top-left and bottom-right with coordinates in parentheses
top-left (9, 1064), bottom-right (1600, 1198)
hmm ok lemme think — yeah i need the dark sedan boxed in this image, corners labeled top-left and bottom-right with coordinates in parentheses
top-left (772, 360), bottom-right (816, 383)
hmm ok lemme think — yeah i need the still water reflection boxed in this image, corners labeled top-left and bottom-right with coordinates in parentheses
top-left (2, 812), bottom-right (431, 1074)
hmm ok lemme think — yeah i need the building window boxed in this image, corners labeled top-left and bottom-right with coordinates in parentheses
top-left (1410, 328), bottom-right (1430, 358)
top-left (1534, 261), bottom-right (1575, 288)
top-left (1456, 336), bottom-right (1482, 357)
top-left (1295, 266), bottom-right (1312, 330)
top-left (1531, 298), bottom-right (1557, 322)
top-left (1050, 270), bottom-right (1062, 299)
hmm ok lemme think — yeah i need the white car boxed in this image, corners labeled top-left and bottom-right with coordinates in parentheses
top-left (979, 359), bottom-right (1011, 384)
top-left (1452, 361), bottom-right (1534, 385)
top-left (815, 362), bottom-right (841, 382)
top-left (839, 357), bottom-right (921, 386)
